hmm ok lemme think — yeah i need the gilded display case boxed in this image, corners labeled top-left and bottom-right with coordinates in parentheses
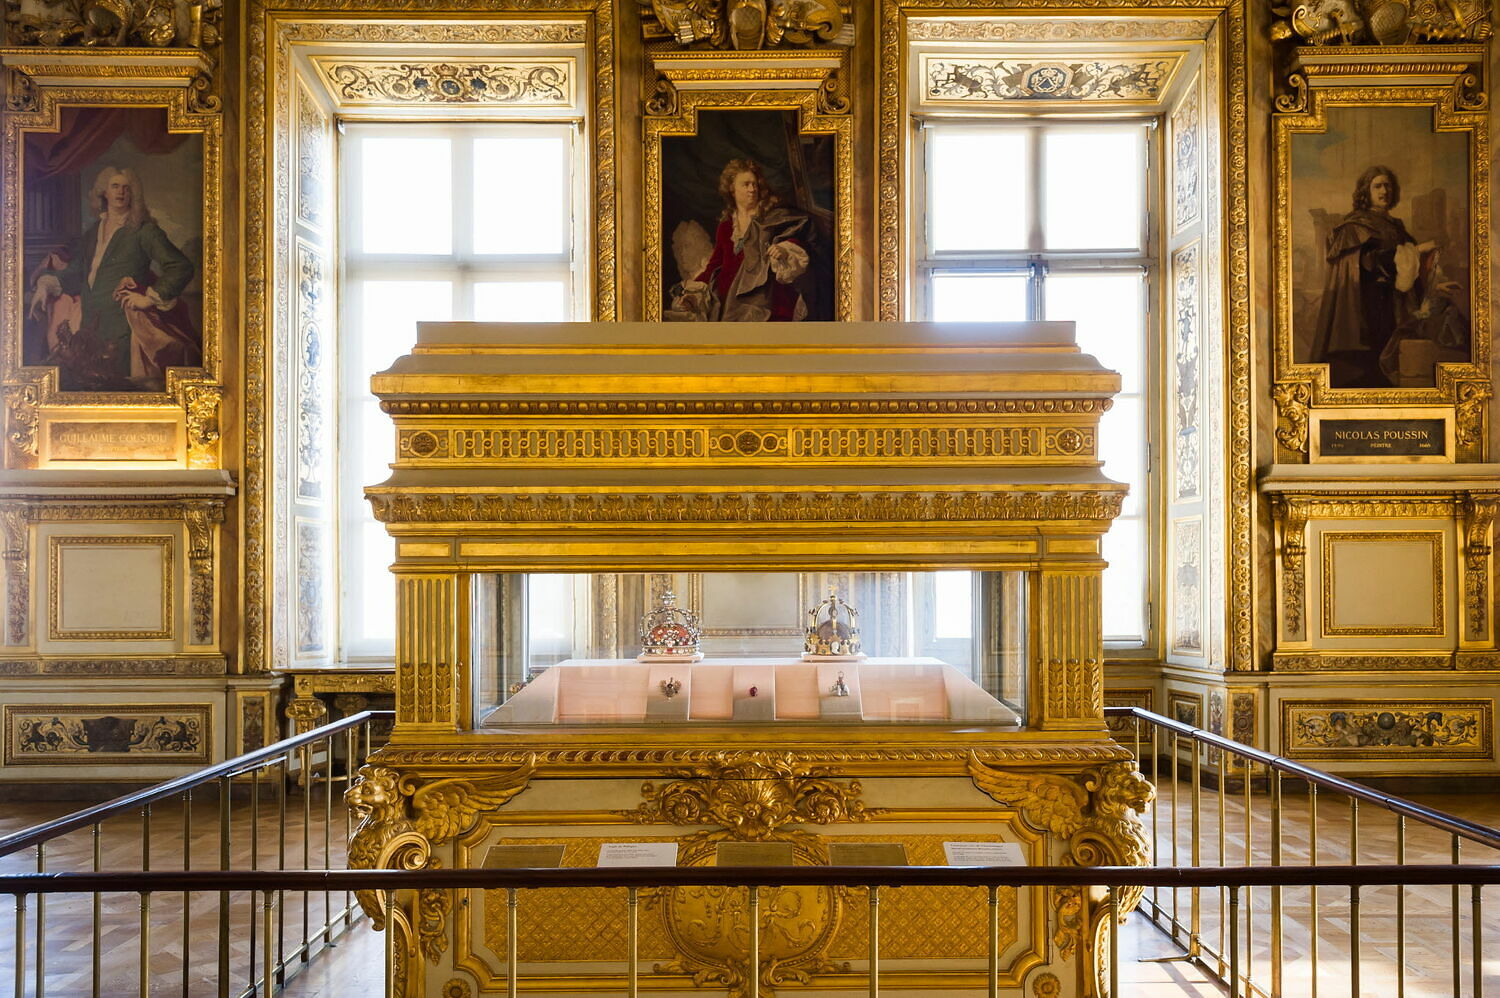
top-left (349, 320), bottom-right (1151, 997)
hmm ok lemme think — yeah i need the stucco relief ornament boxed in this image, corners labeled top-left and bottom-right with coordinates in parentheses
top-left (1269, 0), bottom-right (1491, 43)
top-left (638, 588), bottom-right (704, 662)
top-left (638, 0), bottom-right (852, 48)
top-left (4, 0), bottom-right (225, 50)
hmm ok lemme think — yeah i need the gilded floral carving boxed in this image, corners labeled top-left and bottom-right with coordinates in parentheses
top-left (625, 753), bottom-right (873, 838)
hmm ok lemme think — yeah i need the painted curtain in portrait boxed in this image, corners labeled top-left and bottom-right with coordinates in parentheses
top-left (22, 106), bottom-right (204, 392)
top-left (1290, 106), bottom-right (1470, 389)
top-left (660, 109), bottom-right (835, 321)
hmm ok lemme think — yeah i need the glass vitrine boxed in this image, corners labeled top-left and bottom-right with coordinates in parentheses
top-left (473, 570), bottom-right (1027, 727)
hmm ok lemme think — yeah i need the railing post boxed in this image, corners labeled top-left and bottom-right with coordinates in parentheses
top-left (218, 774), bottom-right (232, 998)
top-left (34, 841), bottom-right (45, 998)
top-left (748, 885), bottom-right (761, 998)
top-left (869, 885), bottom-right (880, 998)
top-left (14, 892), bottom-right (26, 998)
top-left (388, 890), bottom-right (402, 998)
top-left (183, 789), bottom-right (192, 997)
top-left (1270, 769), bottom-right (1282, 998)
top-left (263, 890), bottom-right (277, 997)
top-left (1108, 886), bottom-right (1120, 998)
top-left (987, 884), bottom-right (998, 998)
top-left (1453, 835), bottom-right (1462, 998)
top-left (1349, 885), bottom-right (1360, 998)
top-left (1228, 884), bottom-right (1240, 998)
top-left (507, 887), bottom-right (519, 998)
top-left (139, 891), bottom-right (152, 998)
top-left (1472, 884), bottom-right (1483, 998)
top-left (92, 824), bottom-right (102, 998)
top-left (1396, 814), bottom-right (1405, 998)
top-left (627, 886), bottom-right (639, 998)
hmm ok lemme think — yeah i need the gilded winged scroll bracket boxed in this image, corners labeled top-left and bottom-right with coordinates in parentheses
top-left (344, 761), bottom-right (537, 930)
top-left (967, 757), bottom-right (1154, 955)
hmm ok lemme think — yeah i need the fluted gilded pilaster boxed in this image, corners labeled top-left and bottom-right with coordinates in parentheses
top-left (1029, 570), bottom-right (1105, 731)
top-left (394, 572), bottom-right (471, 734)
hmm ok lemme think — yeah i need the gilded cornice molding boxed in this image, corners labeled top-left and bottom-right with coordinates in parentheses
top-left (368, 490), bottom-right (1125, 525)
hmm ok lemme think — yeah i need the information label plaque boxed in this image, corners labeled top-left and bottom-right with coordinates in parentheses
top-left (1316, 418), bottom-right (1446, 458)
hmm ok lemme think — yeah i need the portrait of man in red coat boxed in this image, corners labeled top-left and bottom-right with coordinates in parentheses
top-left (661, 109), bottom-right (834, 323)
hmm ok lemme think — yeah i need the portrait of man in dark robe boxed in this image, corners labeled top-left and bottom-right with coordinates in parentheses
top-left (1301, 156), bottom-right (1470, 389)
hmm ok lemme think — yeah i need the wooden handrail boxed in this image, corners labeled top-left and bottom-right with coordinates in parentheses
top-left (0, 711), bottom-right (392, 858)
top-left (3, 864), bottom-right (1500, 895)
top-left (1106, 705), bottom-right (1500, 851)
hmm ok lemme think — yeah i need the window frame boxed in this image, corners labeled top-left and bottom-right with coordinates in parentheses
top-left (913, 116), bottom-right (1162, 652)
top-left (335, 119), bottom-right (586, 661)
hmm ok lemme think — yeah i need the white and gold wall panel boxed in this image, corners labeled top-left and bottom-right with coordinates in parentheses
top-left (1312, 526), bottom-right (1452, 646)
top-left (0, 471), bottom-right (258, 781)
top-left (44, 532), bottom-right (176, 647)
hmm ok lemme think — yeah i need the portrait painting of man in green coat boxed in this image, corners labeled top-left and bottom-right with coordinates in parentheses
top-left (22, 107), bottom-right (204, 393)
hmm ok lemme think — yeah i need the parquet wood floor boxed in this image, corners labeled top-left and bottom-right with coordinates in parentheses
top-left (1, 778), bottom-right (1497, 996)
top-left (0, 785), bottom-right (367, 997)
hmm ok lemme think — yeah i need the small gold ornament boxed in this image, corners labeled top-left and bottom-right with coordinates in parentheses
top-left (803, 588), bottom-right (864, 660)
top-left (638, 589), bottom-right (704, 662)
top-left (659, 677), bottom-right (682, 698)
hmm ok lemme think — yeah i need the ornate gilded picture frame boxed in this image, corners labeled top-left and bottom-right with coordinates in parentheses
top-left (2, 83), bottom-right (223, 469)
top-left (644, 66), bottom-right (853, 322)
top-left (1272, 84), bottom-right (1489, 459)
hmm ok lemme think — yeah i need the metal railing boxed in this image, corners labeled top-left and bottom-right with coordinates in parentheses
top-left (1110, 704), bottom-right (1500, 998)
top-left (0, 710), bottom-right (388, 998)
top-left (3, 864), bottom-right (1499, 997)
top-left (3, 705), bottom-right (1498, 996)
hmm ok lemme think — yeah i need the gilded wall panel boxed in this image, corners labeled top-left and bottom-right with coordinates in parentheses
top-left (1168, 690), bottom-right (1201, 727)
top-left (1281, 699), bottom-right (1492, 759)
top-left (4, 703), bottom-right (209, 764)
